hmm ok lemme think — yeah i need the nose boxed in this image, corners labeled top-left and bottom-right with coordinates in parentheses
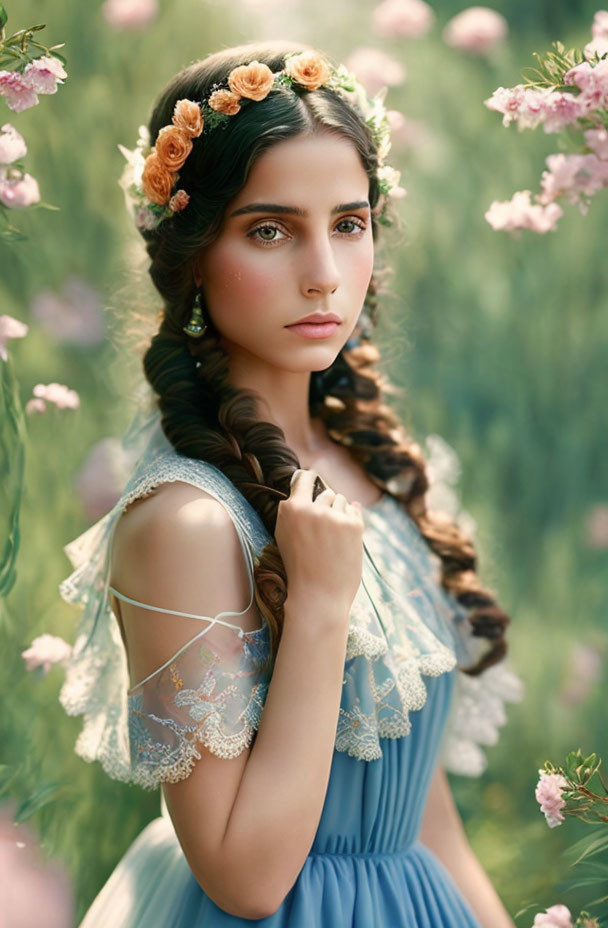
top-left (300, 232), bottom-right (339, 298)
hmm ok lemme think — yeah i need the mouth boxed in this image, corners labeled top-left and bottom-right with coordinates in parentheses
top-left (285, 320), bottom-right (341, 340)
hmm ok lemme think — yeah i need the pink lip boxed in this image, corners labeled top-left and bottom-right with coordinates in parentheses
top-left (286, 321), bottom-right (340, 339)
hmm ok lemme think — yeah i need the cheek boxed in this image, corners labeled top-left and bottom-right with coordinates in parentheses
top-left (207, 248), bottom-right (281, 310)
top-left (351, 239), bottom-right (375, 293)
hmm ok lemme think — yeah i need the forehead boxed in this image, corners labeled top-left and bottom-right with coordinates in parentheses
top-left (234, 132), bottom-right (369, 202)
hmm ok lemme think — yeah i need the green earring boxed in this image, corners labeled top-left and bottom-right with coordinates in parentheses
top-left (183, 290), bottom-right (208, 338)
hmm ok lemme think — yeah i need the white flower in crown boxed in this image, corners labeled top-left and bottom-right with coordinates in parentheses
top-left (378, 163), bottom-right (407, 199)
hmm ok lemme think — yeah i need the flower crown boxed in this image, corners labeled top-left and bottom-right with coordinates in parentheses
top-left (117, 50), bottom-right (406, 232)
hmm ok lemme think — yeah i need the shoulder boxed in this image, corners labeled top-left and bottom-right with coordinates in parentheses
top-left (109, 479), bottom-right (253, 624)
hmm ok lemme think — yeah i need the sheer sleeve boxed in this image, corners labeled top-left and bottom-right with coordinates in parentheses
top-left (57, 444), bottom-right (275, 791)
top-left (127, 615), bottom-right (272, 789)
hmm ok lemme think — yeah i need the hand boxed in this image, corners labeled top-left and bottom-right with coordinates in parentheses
top-left (275, 468), bottom-right (364, 619)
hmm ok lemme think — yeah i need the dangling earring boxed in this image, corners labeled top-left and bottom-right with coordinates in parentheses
top-left (183, 290), bottom-right (208, 338)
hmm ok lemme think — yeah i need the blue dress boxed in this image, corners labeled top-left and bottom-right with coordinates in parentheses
top-left (57, 440), bottom-right (523, 928)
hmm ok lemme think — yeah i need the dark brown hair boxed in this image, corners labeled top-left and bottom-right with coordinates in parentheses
top-left (138, 39), bottom-right (510, 678)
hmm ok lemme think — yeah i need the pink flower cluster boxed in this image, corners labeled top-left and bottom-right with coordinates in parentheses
top-left (485, 190), bottom-right (563, 235)
top-left (443, 6), bottom-right (508, 56)
top-left (101, 0), bottom-right (159, 30)
top-left (26, 382), bottom-right (80, 413)
top-left (372, 0), bottom-right (435, 39)
top-left (485, 58), bottom-right (608, 135)
top-left (532, 904), bottom-right (573, 928)
top-left (21, 634), bottom-right (73, 675)
top-left (535, 770), bottom-right (569, 828)
top-left (0, 123), bottom-right (40, 209)
top-left (0, 56), bottom-right (67, 113)
top-left (485, 12), bottom-right (608, 233)
top-left (585, 9), bottom-right (608, 58)
top-left (0, 313), bottom-right (28, 361)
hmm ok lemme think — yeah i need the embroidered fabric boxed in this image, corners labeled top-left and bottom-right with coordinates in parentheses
top-left (57, 384), bottom-right (523, 789)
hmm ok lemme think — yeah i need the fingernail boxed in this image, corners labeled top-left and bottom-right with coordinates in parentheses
top-left (290, 469), bottom-right (302, 487)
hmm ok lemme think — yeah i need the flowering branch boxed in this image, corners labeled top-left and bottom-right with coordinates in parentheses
top-left (0, 3), bottom-right (67, 244)
top-left (483, 10), bottom-right (608, 235)
top-left (531, 750), bottom-right (608, 927)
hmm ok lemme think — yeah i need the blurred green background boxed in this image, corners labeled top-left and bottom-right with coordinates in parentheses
top-left (1, 0), bottom-right (607, 923)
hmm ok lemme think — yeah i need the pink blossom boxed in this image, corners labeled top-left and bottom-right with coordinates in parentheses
top-left (563, 59), bottom-right (608, 109)
top-left (21, 634), bottom-right (73, 675)
top-left (484, 84), bottom-right (528, 127)
top-left (0, 169), bottom-right (40, 209)
top-left (30, 275), bottom-right (104, 346)
top-left (585, 35), bottom-right (608, 58)
top-left (585, 502), bottom-right (608, 548)
top-left (0, 314), bottom-right (28, 362)
top-left (591, 9), bottom-right (608, 39)
top-left (485, 190), bottom-right (563, 234)
top-left (25, 397), bottom-right (47, 414)
top-left (31, 382), bottom-right (80, 410)
top-left (0, 801), bottom-right (75, 928)
top-left (560, 642), bottom-right (603, 707)
top-left (372, 0), bottom-right (435, 39)
top-left (22, 55), bottom-right (68, 95)
top-left (484, 84), bottom-right (589, 132)
top-left (344, 47), bottom-right (407, 96)
top-left (537, 152), bottom-right (608, 214)
top-left (585, 126), bottom-right (608, 159)
top-left (443, 6), bottom-right (508, 56)
top-left (535, 770), bottom-right (569, 828)
top-left (0, 123), bottom-right (27, 165)
top-left (0, 71), bottom-right (39, 112)
top-left (74, 437), bottom-right (134, 521)
top-left (585, 13), bottom-right (608, 60)
top-left (102, 0), bottom-right (159, 30)
top-left (533, 903), bottom-right (574, 928)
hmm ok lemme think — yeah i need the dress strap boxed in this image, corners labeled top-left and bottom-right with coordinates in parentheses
top-left (107, 585), bottom-right (256, 638)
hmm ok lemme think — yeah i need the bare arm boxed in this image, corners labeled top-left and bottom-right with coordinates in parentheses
top-left (112, 476), bottom-right (360, 919)
top-left (419, 766), bottom-right (516, 928)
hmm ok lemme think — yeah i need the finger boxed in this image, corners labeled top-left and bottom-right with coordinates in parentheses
top-left (289, 468), bottom-right (317, 500)
top-left (331, 493), bottom-right (349, 512)
top-left (314, 487), bottom-right (336, 506)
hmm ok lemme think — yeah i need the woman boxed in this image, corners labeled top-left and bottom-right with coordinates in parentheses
top-left (58, 39), bottom-right (522, 927)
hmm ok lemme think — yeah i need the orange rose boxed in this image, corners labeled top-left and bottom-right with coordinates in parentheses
top-left (141, 149), bottom-right (176, 205)
top-left (172, 99), bottom-right (203, 138)
top-left (208, 89), bottom-right (241, 115)
top-left (169, 189), bottom-right (190, 212)
top-left (155, 125), bottom-right (193, 172)
top-left (228, 60), bottom-right (275, 101)
top-left (284, 51), bottom-right (330, 90)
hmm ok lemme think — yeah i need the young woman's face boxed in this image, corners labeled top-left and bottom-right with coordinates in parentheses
top-left (194, 131), bottom-right (375, 374)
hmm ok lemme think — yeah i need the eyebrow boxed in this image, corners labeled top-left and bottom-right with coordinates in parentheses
top-left (229, 200), bottom-right (370, 218)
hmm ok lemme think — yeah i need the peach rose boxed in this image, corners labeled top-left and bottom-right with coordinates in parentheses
top-left (208, 89), bottom-right (241, 115)
top-left (284, 51), bottom-right (330, 90)
top-left (228, 60), bottom-right (275, 101)
top-left (172, 98), bottom-right (203, 138)
top-left (169, 189), bottom-right (190, 212)
top-left (155, 125), bottom-right (193, 171)
top-left (141, 149), bottom-right (176, 205)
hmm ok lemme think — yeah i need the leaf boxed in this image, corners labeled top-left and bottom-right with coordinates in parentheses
top-left (0, 5), bottom-right (7, 30)
top-left (0, 354), bottom-right (26, 606)
top-left (562, 828), bottom-right (608, 867)
top-left (14, 782), bottom-right (66, 822)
